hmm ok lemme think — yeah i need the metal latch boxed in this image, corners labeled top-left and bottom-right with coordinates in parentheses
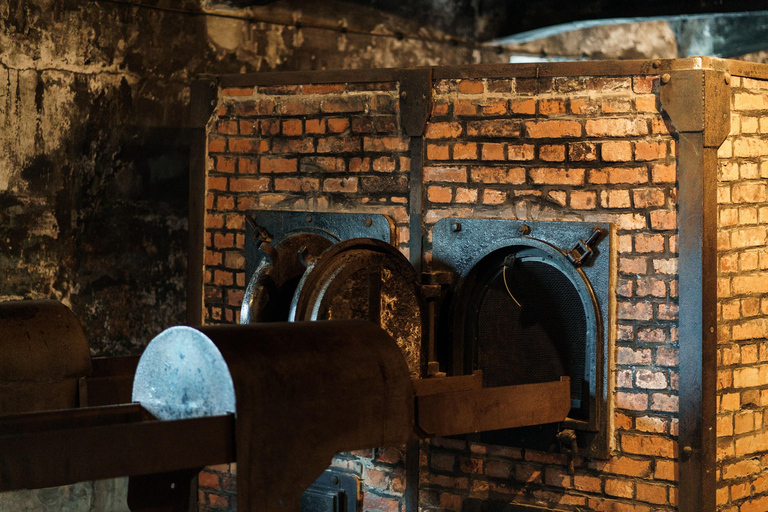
top-left (566, 226), bottom-right (603, 267)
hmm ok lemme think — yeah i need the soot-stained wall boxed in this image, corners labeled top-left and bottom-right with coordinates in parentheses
top-left (0, 0), bottom-right (511, 359)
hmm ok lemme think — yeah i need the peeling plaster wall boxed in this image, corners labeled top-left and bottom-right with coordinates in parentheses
top-left (0, 1), bottom-right (511, 507)
top-left (0, 0), bottom-right (511, 358)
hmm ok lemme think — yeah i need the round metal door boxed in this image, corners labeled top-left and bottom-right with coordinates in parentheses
top-left (289, 238), bottom-right (425, 377)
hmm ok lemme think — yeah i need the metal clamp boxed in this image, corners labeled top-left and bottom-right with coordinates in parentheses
top-left (566, 226), bottom-right (603, 267)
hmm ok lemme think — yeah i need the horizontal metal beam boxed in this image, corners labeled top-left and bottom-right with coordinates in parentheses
top-left (0, 406), bottom-right (235, 492)
top-left (416, 378), bottom-right (571, 437)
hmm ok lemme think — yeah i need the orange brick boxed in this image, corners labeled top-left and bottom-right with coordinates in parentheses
top-left (539, 144), bottom-right (565, 161)
top-left (636, 483), bottom-right (667, 504)
top-left (633, 188), bottom-right (665, 208)
top-left (510, 99), bottom-right (536, 114)
top-left (260, 157), bottom-right (297, 173)
top-left (302, 83), bottom-right (345, 94)
top-left (570, 190), bottom-right (597, 209)
top-left (282, 119), bottom-right (303, 136)
top-left (526, 120), bottom-right (582, 138)
top-left (327, 118), bottom-right (350, 133)
top-left (208, 176), bottom-right (228, 191)
top-left (229, 138), bottom-right (260, 153)
top-left (454, 99), bottom-right (478, 115)
top-left (208, 137), bottom-right (226, 153)
top-left (426, 122), bottom-right (463, 139)
top-left (466, 119), bottom-right (521, 137)
top-left (652, 163), bottom-right (675, 182)
top-left (621, 433), bottom-right (675, 457)
top-left (470, 166), bottom-right (525, 184)
top-left (229, 177), bottom-right (270, 192)
top-left (635, 234), bottom-right (665, 253)
top-left (507, 144), bottom-right (535, 161)
top-left (586, 118), bottom-right (648, 137)
top-left (481, 143), bottom-right (505, 160)
top-left (602, 141), bottom-right (632, 162)
top-left (424, 166), bottom-right (467, 182)
top-left (605, 479), bottom-right (633, 498)
top-left (635, 95), bottom-right (658, 112)
top-left (569, 142), bottom-right (597, 161)
top-left (601, 189), bottom-right (631, 208)
top-left (305, 119), bottom-right (326, 134)
top-left (455, 187), bottom-right (478, 203)
top-left (539, 99), bottom-right (566, 115)
top-left (617, 392), bottom-right (648, 411)
top-left (454, 142), bottom-right (478, 160)
top-left (635, 141), bottom-right (667, 161)
top-left (221, 87), bottom-right (253, 96)
top-left (323, 178), bottom-right (358, 193)
top-left (213, 269), bottom-right (234, 285)
top-left (529, 167), bottom-right (585, 185)
top-left (427, 144), bottom-right (450, 160)
top-left (458, 80), bottom-right (484, 94)
top-left (591, 456), bottom-right (651, 477)
top-left (573, 475), bottom-right (601, 493)
top-left (428, 186), bottom-right (453, 203)
top-left (482, 189), bottom-right (506, 204)
top-left (239, 120), bottom-right (256, 135)
top-left (650, 210), bottom-right (676, 230)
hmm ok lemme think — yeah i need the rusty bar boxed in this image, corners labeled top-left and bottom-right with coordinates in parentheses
top-left (416, 378), bottom-right (571, 437)
top-left (187, 77), bottom-right (218, 326)
top-left (0, 412), bottom-right (235, 492)
top-left (412, 372), bottom-right (482, 396)
top-left (677, 133), bottom-right (718, 512)
top-left (213, 57), bottom-right (759, 89)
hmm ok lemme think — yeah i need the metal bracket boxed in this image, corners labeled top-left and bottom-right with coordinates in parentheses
top-left (190, 76), bottom-right (219, 129)
top-left (659, 69), bottom-right (731, 147)
top-left (399, 68), bottom-right (433, 137)
top-left (566, 226), bottom-right (604, 267)
top-left (301, 469), bottom-right (359, 512)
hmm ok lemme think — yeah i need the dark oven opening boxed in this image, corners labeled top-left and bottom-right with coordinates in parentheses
top-left (432, 218), bottom-right (611, 458)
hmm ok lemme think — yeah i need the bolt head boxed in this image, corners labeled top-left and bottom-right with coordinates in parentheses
top-left (306, 214), bottom-right (313, 223)
top-left (450, 222), bottom-right (462, 232)
top-left (364, 217), bottom-right (373, 227)
top-left (400, 91), bottom-right (408, 100)
top-left (724, 73), bottom-right (731, 85)
top-left (661, 73), bottom-right (671, 84)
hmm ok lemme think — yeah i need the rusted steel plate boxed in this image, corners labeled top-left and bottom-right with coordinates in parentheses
top-left (412, 372), bottom-right (482, 396)
top-left (0, 408), bottom-right (234, 492)
top-left (416, 378), bottom-right (571, 437)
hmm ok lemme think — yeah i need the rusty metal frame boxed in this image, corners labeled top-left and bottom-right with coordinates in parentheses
top-left (187, 57), bottom-right (748, 512)
top-left (660, 68), bottom-right (730, 512)
top-left (187, 76), bottom-right (219, 326)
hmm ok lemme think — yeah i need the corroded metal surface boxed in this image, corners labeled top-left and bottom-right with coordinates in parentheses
top-left (0, 300), bottom-right (92, 414)
top-left (132, 326), bottom-right (235, 420)
top-left (289, 238), bottom-right (426, 377)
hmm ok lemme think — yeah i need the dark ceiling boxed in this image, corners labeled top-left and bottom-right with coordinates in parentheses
top-left (230, 0), bottom-right (768, 40)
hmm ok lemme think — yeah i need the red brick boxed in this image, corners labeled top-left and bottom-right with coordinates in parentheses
top-left (221, 87), bottom-right (253, 96)
top-left (652, 163), bottom-right (675, 183)
top-left (274, 178), bottom-right (319, 192)
top-left (323, 178), bottom-right (358, 193)
top-left (302, 83), bottom-right (345, 94)
top-left (636, 483), bottom-right (667, 504)
top-left (426, 122), bottom-right (463, 139)
top-left (260, 157), bottom-right (297, 173)
top-left (569, 142), bottom-right (598, 161)
top-left (539, 99), bottom-right (566, 115)
top-left (362, 494), bottom-right (399, 512)
top-left (424, 166), bottom-right (467, 183)
top-left (510, 99), bottom-right (536, 114)
top-left (208, 137), bottom-right (226, 153)
top-left (260, 119), bottom-right (280, 136)
top-left (470, 166), bottom-right (525, 184)
top-left (526, 120), bottom-right (582, 138)
top-left (427, 144), bottom-right (449, 160)
top-left (282, 119), bottom-right (302, 136)
top-left (229, 138), bottom-right (259, 153)
top-left (213, 269), bottom-right (233, 285)
top-left (458, 80), bottom-right (484, 94)
top-left (305, 119), bottom-right (326, 134)
top-left (454, 99), bottom-right (478, 115)
top-left (327, 118), bottom-right (350, 133)
top-left (507, 144), bottom-right (535, 161)
top-left (364, 137), bottom-right (409, 152)
top-left (605, 479), bottom-right (633, 498)
top-left (481, 143), bottom-right (505, 160)
top-left (539, 144), bottom-right (565, 162)
top-left (214, 157), bottom-right (235, 173)
top-left (428, 186), bottom-right (453, 203)
top-left (208, 176), bottom-right (228, 191)
top-left (229, 177), bottom-right (270, 192)
top-left (454, 142), bottom-right (478, 160)
top-left (635, 141), bottom-right (667, 161)
top-left (466, 119), bottom-right (522, 138)
top-left (217, 120), bottom-right (238, 135)
top-left (617, 392), bottom-right (648, 411)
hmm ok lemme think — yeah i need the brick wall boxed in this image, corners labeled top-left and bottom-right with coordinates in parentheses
top-left (418, 76), bottom-right (679, 511)
top-left (716, 76), bottom-right (768, 512)
top-left (200, 81), bottom-right (412, 511)
top-left (200, 71), bottom-right (681, 511)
